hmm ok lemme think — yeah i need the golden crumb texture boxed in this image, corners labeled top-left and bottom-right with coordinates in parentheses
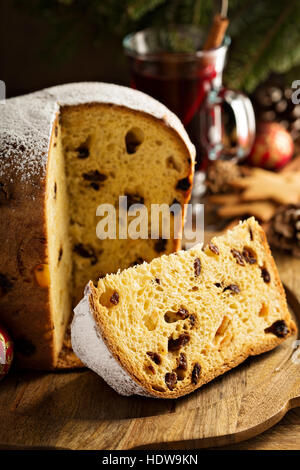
top-left (88, 218), bottom-right (297, 399)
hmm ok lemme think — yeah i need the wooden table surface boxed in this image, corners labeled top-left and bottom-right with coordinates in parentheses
top-left (217, 408), bottom-right (300, 450)
top-left (0, 247), bottom-right (299, 450)
top-left (140, 407), bottom-right (300, 450)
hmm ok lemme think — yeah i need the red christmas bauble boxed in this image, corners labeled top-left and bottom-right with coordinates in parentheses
top-left (0, 324), bottom-right (13, 380)
top-left (247, 122), bottom-right (294, 170)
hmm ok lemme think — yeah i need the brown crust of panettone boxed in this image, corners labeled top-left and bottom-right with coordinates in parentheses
top-left (0, 117), bottom-right (59, 369)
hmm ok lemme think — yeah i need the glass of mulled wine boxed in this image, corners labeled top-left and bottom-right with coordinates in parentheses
top-left (123, 25), bottom-right (255, 169)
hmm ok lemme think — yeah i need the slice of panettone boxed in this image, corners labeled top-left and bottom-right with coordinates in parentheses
top-left (71, 218), bottom-right (296, 398)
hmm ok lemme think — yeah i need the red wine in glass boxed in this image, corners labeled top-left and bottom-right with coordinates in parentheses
top-left (124, 27), bottom-right (255, 170)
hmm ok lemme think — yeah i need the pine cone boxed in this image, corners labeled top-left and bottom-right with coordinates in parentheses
top-left (206, 160), bottom-right (243, 194)
top-left (268, 204), bottom-right (300, 257)
top-left (253, 78), bottom-right (300, 143)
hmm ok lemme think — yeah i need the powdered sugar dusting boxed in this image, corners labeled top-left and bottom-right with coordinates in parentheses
top-left (0, 82), bottom-right (195, 185)
top-left (0, 94), bottom-right (58, 182)
top-left (71, 284), bottom-right (152, 397)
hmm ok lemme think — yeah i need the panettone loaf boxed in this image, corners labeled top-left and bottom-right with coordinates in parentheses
top-left (0, 83), bottom-right (195, 369)
top-left (71, 218), bottom-right (296, 399)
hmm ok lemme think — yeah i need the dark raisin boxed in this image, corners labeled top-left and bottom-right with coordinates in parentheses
top-left (82, 170), bottom-right (107, 182)
top-left (154, 238), bottom-right (167, 253)
top-left (261, 268), bottom-right (271, 283)
top-left (155, 278), bottom-right (160, 284)
top-left (147, 364), bottom-right (155, 374)
top-left (265, 320), bottom-right (289, 338)
top-left (74, 243), bottom-right (94, 258)
top-left (54, 182), bottom-right (57, 199)
top-left (74, 244), bottom-right (97, 265)
top-left (231, 249), bottom-right (245, 266)
top-left (110, 291), bottom-right (119, 305)
top-left (214, 283), bottom-right (222, 288)
top-left (243, 247), bottom-right (257, 264)
top-left (249, 228), bottom-right (254, 241)
top-left (164, 309), bottom-right (187, 323)
top-left (223, 284), bottom-right (240, 294)
top-left (125, 193), bottom-right (144, 208)
top-left (177, 307), bottom-right (189, 319)
top-left (194, 258), bottom-right (201, 276)
top-left (147, 351), bottom-right (161, 365)
top-left (176, 177), bottom-right (191, 191)
top-left (168, 333), bottom-right (190, 351)
top-left (165, 372), bottom-right (177, 390)
top-left (58, 247), bottom-right (63, 263)
top-left (192, 363), bottom-right (201, 385)
top-left (177, 352), bottom-right (187, 370)
top-left (76, 144), bottom-right (89, 159)
top-left (209, 242), bottom-right (219, 255)
top-left (15, 337), bottom-right (36, 357)
top-left (189, 315), bottom-right (196, 327)
top-left (0, 273), bottom-right (13, 296)
top-left (90, 182), bottom-right (100, 190)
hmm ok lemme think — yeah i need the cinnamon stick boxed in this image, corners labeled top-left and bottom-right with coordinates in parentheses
top-left (203, 14), bottom-right (229, 50)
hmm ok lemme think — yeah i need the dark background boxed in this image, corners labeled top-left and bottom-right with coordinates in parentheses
top-left (2, 1), bottom-right (300, 100)
top-left (1, 1), bottom-right (129, 98)
top-left (1, 0), bottom-right (300, 153)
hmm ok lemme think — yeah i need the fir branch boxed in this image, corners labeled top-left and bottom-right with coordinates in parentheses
top-left (225, 0), bottom-right (300, 92)
top-left (235, 0), bottom-right (297, 90)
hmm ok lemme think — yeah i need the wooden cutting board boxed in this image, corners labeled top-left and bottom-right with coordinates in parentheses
top-left (0, 250), bottom-right (300, 450)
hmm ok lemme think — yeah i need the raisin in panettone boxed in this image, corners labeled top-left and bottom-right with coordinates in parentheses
top-left (71, 218), bottom-right (296, 398)
top-left (0, 83), bottom-right (195, 369)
